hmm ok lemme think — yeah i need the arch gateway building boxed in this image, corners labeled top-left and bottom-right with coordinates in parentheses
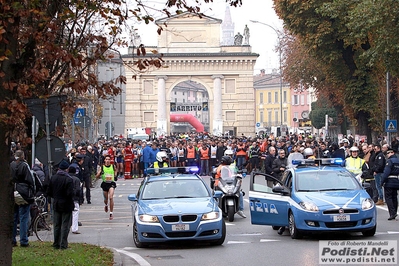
top-left (123, 13), bottom-right (258, 137)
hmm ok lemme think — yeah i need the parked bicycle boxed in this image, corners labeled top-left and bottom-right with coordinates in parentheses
top-left (30, 194), bottom-right (53, 242)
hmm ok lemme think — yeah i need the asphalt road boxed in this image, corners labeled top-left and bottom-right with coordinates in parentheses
top-left (70, 177), bottom-right (399, 266)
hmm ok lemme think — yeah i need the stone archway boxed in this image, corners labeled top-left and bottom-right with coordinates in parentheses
top-left (123, 13), bottom-right (258, 137)
top-left (169, 80), bottom-right (210, 133)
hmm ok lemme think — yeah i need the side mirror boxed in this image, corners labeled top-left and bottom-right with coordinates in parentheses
top-left (128, 194), bottom-right (137, 201)
top-left (362, 182), bottom-right (371, 189)
top-left (272, 186), bottom-right (290, 196)
top-left (213, 190), bottom-right (223, 198)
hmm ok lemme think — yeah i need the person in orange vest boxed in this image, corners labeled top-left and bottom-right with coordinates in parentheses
top-left (199, 143), bottom-right (211, 176)
top-left (186, 141), bottom-right (197, 166)
top-left (236, 140), bottom-right (247, 170)
top-left (214, 156), bottom-right (233, 187)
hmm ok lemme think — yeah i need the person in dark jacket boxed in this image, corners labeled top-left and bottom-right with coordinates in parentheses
top-left (47, 160), bottom-right (74, 249)
top-left (330, 143), bottom-right (345, 161)
top-left (216, 141), bottom-right (227, 165)
top-left (272, 149), bottom-right (288, 181)
top-left (79, 146), bottom-right (93, 204)
top-left (372, 144), bottom-right (386, 205)
top-left (264, 146), bottom-right (277, 188)
top-left (380, 149), bottom-right (399, 220)
top-left (11, 150), bottom-right (35, 247)
top-left (32, 158), bottom-right (46, 196)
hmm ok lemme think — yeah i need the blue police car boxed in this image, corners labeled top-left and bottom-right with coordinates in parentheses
top-left (128, 167), bottom-right (225, 247)
top-left (249, 159), bottom-right (376, 239)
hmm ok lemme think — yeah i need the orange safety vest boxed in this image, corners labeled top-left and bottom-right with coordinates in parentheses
top-left (214, 164), bottom-right (223, 186)
top-left (236, 144), bottom-right (247, 156)
top-left (187, 146), bottom-right (196, 159)
top-left (200, 147), bottom-right (209, 160)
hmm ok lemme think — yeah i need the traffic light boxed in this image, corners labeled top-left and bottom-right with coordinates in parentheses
top-left (105, 121), bottom-right (114, 137)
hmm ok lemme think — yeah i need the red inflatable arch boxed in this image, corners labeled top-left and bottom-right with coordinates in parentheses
top-left (170, 114), bottom-right (205, 132)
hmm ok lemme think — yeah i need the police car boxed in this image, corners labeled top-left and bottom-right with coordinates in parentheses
top-left (249, 159), bottom-right (376, 239)
top-left (127, 167), bottom-right (225, 247)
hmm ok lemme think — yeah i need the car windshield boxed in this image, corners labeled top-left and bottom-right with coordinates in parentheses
top-left (296, 170), bottom-right (359, 192)
top-left (141, 179), bottom-right (210, 199)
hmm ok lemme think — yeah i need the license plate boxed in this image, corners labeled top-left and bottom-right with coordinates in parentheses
top-left (172, 224), bottom-right (189, 231)
top-left (333, 215), bottom-right (350, 221)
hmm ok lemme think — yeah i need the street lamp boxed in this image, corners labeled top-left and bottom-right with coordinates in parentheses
top-left (250, 20), bottom-right (284, 135)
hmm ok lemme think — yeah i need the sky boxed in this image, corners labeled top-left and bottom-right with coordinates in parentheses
top-left (121, 0), bottom-right (283, 74)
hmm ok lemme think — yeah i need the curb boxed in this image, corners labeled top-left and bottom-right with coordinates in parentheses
top-left (112, 248), bottom-right (123, 266)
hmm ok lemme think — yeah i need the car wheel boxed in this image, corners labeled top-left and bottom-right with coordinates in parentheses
top-left (133, 220), bottom-right (148, 248)
top-left (362, 225), bottom-right (376, 237)
top-left (288, 212), bottom-right (303, 239)
top-left (227, 206), bottom-right (235, 222)
top-left (272, 226), bottom-right (280, 230)
top-left (210, 220), bottom-right (226, 246)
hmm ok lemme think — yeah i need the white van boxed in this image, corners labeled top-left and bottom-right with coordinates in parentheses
top-left (130, 134), bottom-right (150, 141)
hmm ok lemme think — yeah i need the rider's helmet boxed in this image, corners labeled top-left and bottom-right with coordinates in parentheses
top-left (220, 156), bottom-right (232, 165)
top-left (303, 147), bottom-right (313, 157)
top-left (224, 149), bottom-right (234, 157)
top-left (349, 146), bottom-right (359, 153)
top-left (156, 151), bottom-right (168, 162)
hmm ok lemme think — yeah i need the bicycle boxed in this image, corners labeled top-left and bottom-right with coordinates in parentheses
top-left (30, 194), bottom-right (53, 242)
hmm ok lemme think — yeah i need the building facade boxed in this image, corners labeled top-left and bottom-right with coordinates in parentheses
top-left (122, 13), bottom-right (258, 137)
top-left (254, 71), bottom-right (290, 135)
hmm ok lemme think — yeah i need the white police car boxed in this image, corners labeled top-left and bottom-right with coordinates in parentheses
top-left (249, 159), bottom-right (376, 239)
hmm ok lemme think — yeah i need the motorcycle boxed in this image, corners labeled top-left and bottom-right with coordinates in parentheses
top-left (211, 165), bottom-right (246, 222)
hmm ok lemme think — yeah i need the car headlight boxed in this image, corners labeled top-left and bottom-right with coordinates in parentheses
top-left (139, 214), bottom-right (159, 223)
top-left (201, 211), bottom-right (219, 221)
top-left (299, 202), bottom-right (319, 212)
top-left (362, 198), bottom-right (374, 210)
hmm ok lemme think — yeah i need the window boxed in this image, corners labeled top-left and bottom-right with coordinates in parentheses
top-left (283, 90), bottom-right (287, 103)
top-left (174, 91), bottom-right (177, 95)
top-left (225, 79), bottom-right (236, 94)
top-left (268, 92), bottom-right (272, 103)
top-left (283, 110), bottom-right (287, 123)
top-left (274, 92), bottom-right (278, 103)
top-left (293, 95), bottom-right (299, 105)
top-left (225, 111), bottom-right (235, 121)
top-left (143, 80), bottom-right (153, 95)
top-left (143, 112), bottom-right (154, 122)
top-left (259, 93), bottom-right (264, 104)
top-left (260, 111), bottom-right (264, 123)
top-left (275, 110), bottom-right (279, 123)
top-left (301, 95), bottom-right (305, 105)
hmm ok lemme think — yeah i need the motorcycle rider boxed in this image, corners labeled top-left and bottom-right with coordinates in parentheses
top-left (345, 146), bottom-right (365, 181)
top-left (152, 151), bottom-right (169, 168)
top-left (215, 152), bottom-right (246, 218)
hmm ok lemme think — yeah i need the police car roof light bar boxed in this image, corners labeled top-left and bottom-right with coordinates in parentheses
top-left (292, 158), bottom-right (344, 166)
top-left (147, 166), bottom-right (199, 175)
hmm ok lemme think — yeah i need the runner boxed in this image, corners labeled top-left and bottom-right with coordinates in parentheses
top-left (95, 154), bottom-right (117, 220)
